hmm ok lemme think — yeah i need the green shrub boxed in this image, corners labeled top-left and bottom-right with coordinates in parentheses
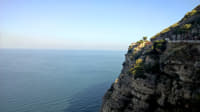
top-left (151, 22), bottom-right (179, 40)
top-left (182, 24), bottom-right (192, 30)
top-left (152, 39), bottom-right (167, 54)
top-left (171, 22), bottom-right (179, 28)
top-left (175, 24), bottom-right (192, 34)
top-left (143, 36), bottom-right (148, 41)
top-left (161, 27), bottom-right (170, 34)
top-left (185, 9), bottom-right (197, 17)
top-left (128, 45), bottom-right (133, 53)
top-left (136, 40), bottom-right (144, 44)
top-left (151, 33), bottom-right (161, 39)
top-left (129, 59), bottom-right (145, 79)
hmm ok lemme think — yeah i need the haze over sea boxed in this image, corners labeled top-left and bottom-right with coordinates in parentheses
top-left (0, 49), bottom-right (125, 112)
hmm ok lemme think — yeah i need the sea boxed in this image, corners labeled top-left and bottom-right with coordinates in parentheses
top-left (0, 49), bottom-right (125, 112)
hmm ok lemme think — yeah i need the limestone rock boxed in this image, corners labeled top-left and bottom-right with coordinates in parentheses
top-left (101, 5), bottom-right (200, 112)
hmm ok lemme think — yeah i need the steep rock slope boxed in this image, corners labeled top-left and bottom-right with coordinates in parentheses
top-left (101, 5), bottom-right (200, 112)
top-left (151, 5), bottom-right (200, 41)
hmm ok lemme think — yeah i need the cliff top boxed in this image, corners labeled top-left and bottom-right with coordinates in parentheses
top-left (151, 5), bottom-right (200, 41)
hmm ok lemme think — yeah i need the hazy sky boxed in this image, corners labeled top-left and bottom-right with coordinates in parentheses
top-left (0, 0), bottom-right (199, 50)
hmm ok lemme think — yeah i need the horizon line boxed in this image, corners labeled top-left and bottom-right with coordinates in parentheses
top-left (0, 48), bottom-right (126, 52)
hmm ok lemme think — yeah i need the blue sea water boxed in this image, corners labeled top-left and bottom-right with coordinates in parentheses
top-left (0, 49), bottom-right (125, 112)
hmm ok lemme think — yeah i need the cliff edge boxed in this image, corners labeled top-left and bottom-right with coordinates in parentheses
top-left (101, 5), bottom-right (200, 112)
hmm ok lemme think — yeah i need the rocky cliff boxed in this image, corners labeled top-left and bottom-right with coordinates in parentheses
top-left (101, 5), bottom-right (200, 112)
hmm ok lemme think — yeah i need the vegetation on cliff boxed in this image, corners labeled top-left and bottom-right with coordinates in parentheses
top-left (151, 5), bottom-right (200, 40)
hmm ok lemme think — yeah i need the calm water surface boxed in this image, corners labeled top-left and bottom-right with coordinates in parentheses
top-left (0, 49), bottom-right (125, 112)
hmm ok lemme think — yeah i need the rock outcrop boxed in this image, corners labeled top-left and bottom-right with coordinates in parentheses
top-left (101, 5), bottom-right (200, 112)
top-left (151, 5), bottom-right (200, 41)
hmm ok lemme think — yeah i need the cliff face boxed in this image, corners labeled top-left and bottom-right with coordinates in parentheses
top-left (101, 5), bottom-right (200, 112)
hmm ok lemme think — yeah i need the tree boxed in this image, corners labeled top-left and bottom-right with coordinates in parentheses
top-left (143, 36), bottom-right (148, 41)
top-left (136, 40), bottom-right (144, 44)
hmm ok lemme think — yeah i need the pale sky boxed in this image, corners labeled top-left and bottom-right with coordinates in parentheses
top-left (0, 0), bottom-right (199, 50)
